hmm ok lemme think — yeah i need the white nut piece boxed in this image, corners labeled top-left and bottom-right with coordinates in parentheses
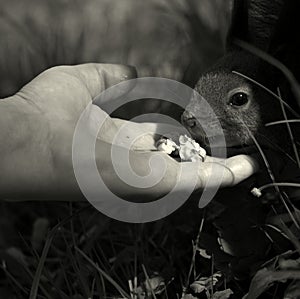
top-left (156, 138), bottom-right (178, 154)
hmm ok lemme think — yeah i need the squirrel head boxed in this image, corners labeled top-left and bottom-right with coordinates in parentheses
top-left (182, 0), bottom-right (299, 153)
top-left (182, 51), bottom-right (283, 149)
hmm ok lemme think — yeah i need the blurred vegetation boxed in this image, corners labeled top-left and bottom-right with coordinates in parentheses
top-left (0, 0), bottom-right (231, 99)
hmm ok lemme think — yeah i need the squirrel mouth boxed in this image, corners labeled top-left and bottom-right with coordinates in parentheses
top-left (187, 126), bottom-right (259, 156)
top-left (192, 134), bottom-right (257, 156)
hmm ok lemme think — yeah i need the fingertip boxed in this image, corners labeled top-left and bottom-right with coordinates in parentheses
top-left (122, 64), bottom-right (138, 80)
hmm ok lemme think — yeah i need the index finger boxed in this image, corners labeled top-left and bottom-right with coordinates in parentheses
top-left (58, 63), bottom-right (138, 99)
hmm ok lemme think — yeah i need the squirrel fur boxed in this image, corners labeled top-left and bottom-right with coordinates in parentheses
top-left (182, 0), bottom-right (300, 283)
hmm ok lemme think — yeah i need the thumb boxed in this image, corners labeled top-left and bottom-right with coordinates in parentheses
top-left (64, 63), bottom-right (137, 99)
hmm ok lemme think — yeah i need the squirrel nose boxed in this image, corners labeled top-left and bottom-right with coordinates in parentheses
top-left (182, 111), bottom-right (197, 128)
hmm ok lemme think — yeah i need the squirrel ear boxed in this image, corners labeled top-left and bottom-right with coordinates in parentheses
top-left (227, 0), bottom-right (284, 51)
top-left (267, 0), bottom-right (300, 112)
top-left (268, 0), bottom-right (300, 77)
top-left (226, 0), bottom-right (250, 49)
top-left (247, 0), bottom-right (283, 51)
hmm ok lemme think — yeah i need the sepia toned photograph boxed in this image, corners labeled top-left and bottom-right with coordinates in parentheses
top-left (0, 0), bottom-right (299, 298)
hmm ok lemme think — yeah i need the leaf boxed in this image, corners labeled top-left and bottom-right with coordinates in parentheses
top-left (212, 289), bottom-right (234, 299)
top-left (246, 268), bottom-right (300, 299)
top-left (144, 275), bottom-right (165, 295)
top-left (198, 248), bottom-right (212, 259)
top-left (190, 272), bottom-right (222, 294)
top-left (260, 250), bottom-right (293, 269)
top-left (284, 280), bottom-right (300, 299)
top-left (279, 258), bottom-right (300, 270)
top-left (182, 294), bottom-right (197, 299)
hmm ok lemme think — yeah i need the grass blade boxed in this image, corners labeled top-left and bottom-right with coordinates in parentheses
top-left (75, 247), bottom-right (130, 299)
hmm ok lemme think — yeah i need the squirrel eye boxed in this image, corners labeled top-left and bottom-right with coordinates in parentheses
top-left (229, 92), bottom-right (249, 107)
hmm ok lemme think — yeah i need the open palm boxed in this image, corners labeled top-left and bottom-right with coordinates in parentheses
top-left (1, 64), bottom-right (137, 200)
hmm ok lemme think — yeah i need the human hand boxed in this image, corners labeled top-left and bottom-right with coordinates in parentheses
top-left (0, 64), bottom-right (137, 200)
top-left (0, 63), bottom-right (259, 203)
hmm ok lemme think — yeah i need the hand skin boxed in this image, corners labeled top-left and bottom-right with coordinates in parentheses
top-left (0, 63), bottom-right (259, 201)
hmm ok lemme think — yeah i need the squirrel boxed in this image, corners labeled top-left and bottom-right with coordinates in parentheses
top-left (181, 0), bottom-right (300, 285)
top-left (182, 0), bottom-right (300, 153)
